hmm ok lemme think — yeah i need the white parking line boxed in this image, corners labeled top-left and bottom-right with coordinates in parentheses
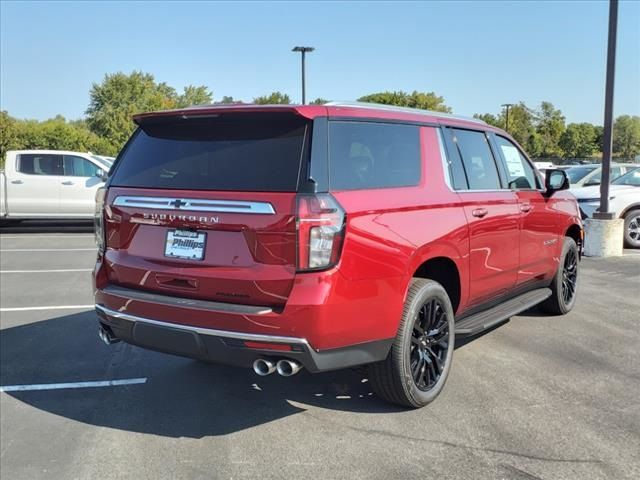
top-left (0, 248), bottom-right (96, 252)
top-left (0, 305), bottom-right (94, 312)
top-left (0, 378), bottom-right (148, 392)
top-left (0, 269), bottom-right (93, 273)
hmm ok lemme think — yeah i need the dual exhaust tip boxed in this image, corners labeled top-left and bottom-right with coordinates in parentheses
top-left (98, 325), bottom-right (120, 345)
top-left (253, 358), bottom-right (302, 377)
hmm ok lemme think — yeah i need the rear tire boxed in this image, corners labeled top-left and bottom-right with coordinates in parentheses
top-left (541, 237), bottom-right (579, 315)
top-left (623, 209), bottom-right (640, 248)
top-left (369, 278), bottom-right (455, 408)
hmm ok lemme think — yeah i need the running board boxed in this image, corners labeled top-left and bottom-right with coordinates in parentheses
top-left (455, 288), bottom-right (552, 337)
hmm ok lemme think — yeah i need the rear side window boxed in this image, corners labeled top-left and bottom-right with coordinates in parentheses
top-left (110, 114), bottom-right (309, 192)
top-left (452, 129), bottom-right (501, 190)
top-left (63, 155), bottom-right (100, 177)
top-left (328, 122), bottom-right (420, 190)
top-left (17, 154), bottom-right (63, 176)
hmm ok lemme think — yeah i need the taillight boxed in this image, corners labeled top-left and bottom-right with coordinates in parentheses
top-left (95, 187), bottom-right (106, 254)
top-left (296, 194), bottom-right (345, 271)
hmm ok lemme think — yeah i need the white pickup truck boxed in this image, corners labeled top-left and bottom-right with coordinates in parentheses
top-left (0, 150), bottom-right (111, 222)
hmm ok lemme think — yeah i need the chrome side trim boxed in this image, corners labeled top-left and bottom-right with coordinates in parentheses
top-left (112, 196), bottom-right (275, 214)
top-left (102, 284), bottom-right (273, 315)
top-left (95, 304), bottom-right (310, 347)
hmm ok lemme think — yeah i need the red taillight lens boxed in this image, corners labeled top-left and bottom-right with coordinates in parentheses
top-left (95, 187), bottom-right (106, 254)
top-left (296, 194), bottom-right (345, 271)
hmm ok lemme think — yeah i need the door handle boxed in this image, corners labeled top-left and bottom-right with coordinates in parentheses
top-left (10, 180), bottom-right (24, 184)
top-left (471, 208), bottom-right (488, 218)
top-left (61, 181), bottom-right (74, 185)
top-left (520, 203), bottom-right (532, 213)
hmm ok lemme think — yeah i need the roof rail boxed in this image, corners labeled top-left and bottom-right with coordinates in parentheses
top-left (324, 101), bottom-right (487, 125)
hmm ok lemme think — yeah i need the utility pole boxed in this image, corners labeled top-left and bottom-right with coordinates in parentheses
top-left (501, 103), bottom-right (514, 133)
top-left (292, 46), bottom-right (315, 105)
top-left (595, 0), bottom-right (618, 220)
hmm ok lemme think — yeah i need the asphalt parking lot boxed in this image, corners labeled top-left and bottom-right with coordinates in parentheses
top-left (1, 227), bottom-right (639, 480)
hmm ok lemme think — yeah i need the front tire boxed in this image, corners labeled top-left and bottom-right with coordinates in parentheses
top-left (623, 209), bottom-right (640, 248)
top-left (541, 237), bottom-right (579, 315)
top-left (369, 278), bottom-right (455, 408)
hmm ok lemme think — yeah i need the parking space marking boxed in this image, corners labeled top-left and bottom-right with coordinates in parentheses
top-left (0, 305), bottom-right (94, 312)
top-left (0, 269), bottom-right (93, 273)
top-left (0, 248), bottom-right (96, 252)
top-left (0, 378), bottom-right (148, 392)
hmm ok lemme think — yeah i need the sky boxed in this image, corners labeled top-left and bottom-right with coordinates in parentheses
top-left (1, 0), bottom-right (639, 124)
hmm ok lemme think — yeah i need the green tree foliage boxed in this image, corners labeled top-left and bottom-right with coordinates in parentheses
top-left (473, 113), bottom-right (503, 129)
top-left (535, 101), bottom-right (565, 157)
top-left (176, 85), bottom-right (213, 108)
top-left (559, 123), bottom-right (598, 158)
top-left (253, 92), bottom-right (291, 104)
top-left (218, 96), bottom-right (239, 104)
top-left (86, 71), bottom-right (210, 154)
top-left (309, 98), bottom-right (329, 105)
top-left (0, 111), bottom-right (20, 164)
top-left (357, 90), bottom-right (451, 112)
top-left (613, 115), bottom-right (640, 160)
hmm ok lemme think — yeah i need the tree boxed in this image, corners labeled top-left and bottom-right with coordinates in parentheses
top-left (357, 90), bottom-right (451, 112)
top-left (176, 85), bottom-right (213, 108)
top-left (613, 115), bottom-right (640, 160)
top-left (253, 92), bottom-right (291, 105)
top-left (559, 123), bottom-right (598, 158)
top-left (473, 113), bottom-right (503, 129)
top-left (218, 96), bottom-right (239, 104)
top-left (86, 71), bottom-right (210, 154)
top-left (0, 111), bottom-right (21, 164)
top-left (309, 98), bottom-right (329, 105)
top-left (535, 101), bottom-right (565, 157)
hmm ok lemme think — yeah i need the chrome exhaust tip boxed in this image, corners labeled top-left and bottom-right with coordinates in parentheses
top-left (98, 325), bottom-right (120, 345)
top-left (253, 358), bottom-right (276, 376)
top-left (276, 359), bottom-right (303, 377)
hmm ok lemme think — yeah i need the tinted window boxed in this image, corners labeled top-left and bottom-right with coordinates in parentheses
top-left (328, 122), bottom-right (420, 190)
top-left (452, 129), bottom-right (501, 190)
top-left (17, 154), bottom-right (63, 176)
top-left (612, 168), bottom-right (640, 186)
top-left (495, 136), bottom-right (538, 189)
top-left (110, 115), bottom-right (309, 192)
top-left (584, 166), bottom-right (623, 186)
top-left (63, 155), bottom-right (100, 177)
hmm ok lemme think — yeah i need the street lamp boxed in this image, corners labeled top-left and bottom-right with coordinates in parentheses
top-left (292, 46), bottom-right (315, 105)
top-left (501, 103), bottom-right (514, 133)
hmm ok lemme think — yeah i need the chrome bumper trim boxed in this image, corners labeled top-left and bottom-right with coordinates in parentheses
top-left (95, 304), bottom-right (311, 347)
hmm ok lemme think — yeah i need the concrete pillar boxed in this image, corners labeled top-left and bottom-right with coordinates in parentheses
top-left (584, 218), bottom-right (624, 257)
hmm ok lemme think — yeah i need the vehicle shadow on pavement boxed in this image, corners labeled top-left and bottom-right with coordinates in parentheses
top-left (1, 311), bottom-right (414, 439)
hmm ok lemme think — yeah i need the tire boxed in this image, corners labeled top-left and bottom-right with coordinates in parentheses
top-left (369, 278), bottom-right (455, 408)
top-left (623, 209), bottom-right (640, 249)
top-left (541, 237), bottom-right (579, 315)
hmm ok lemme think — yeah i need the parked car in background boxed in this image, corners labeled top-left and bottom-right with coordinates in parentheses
top-left (93, 102), bottom-right (583, 408)
top-left (565, 163), bottom-right (638, 188)
top-left (572, 167), bottom-right (640, 247)
top-left (0, 150), bottom-right (109, 223)
top-left (534, 161), bottom-right (555, 170)
top-left (91, 154), bottom-right (115, 170)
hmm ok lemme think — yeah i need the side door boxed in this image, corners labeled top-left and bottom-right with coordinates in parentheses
top-left (6, 153), bottom-right (63, 216)
top-left (444, 127), bottom-right (520, 307)
top-left (59, 155), bottom-right (104, 216)
top-left (491, 134), bottom-right (558, 287)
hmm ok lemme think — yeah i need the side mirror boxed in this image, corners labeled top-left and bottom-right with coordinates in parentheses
top-left (95, 169), bottom-right (108, 182)
top-left (545, 169), bottom-right (570, 195)
top-left (584, 179), bottom-right (600, 187)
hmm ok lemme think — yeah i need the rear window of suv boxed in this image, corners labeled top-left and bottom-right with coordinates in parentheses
top-left (110, 114), bottom-right (309, 192)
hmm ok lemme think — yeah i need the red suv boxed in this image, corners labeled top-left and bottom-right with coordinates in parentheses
top-left (93, 102), bottom-right (582, 407)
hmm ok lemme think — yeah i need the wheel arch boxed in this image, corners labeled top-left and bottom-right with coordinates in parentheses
top-left (619, 203), bottom-right (640, 219)
top-left (411, 256), bottom-right (462, 314)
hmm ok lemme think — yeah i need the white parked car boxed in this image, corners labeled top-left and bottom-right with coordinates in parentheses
top-left (565, 163), bottom-right (638, 188)
top-left (572, 167), bottom-right (640, 248)
top-left (0, 150), bottom-right (109, 222)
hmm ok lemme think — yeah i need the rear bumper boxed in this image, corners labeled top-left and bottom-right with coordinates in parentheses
top-left (95, 304), bottom-right (392, 372)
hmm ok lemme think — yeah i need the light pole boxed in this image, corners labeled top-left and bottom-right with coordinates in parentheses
top-left (595, 0), bottom-right (618, 220)
top-left (292, 46), bottom-right (314, 104)
top-left (501, 103), bottom-right (514, 133)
